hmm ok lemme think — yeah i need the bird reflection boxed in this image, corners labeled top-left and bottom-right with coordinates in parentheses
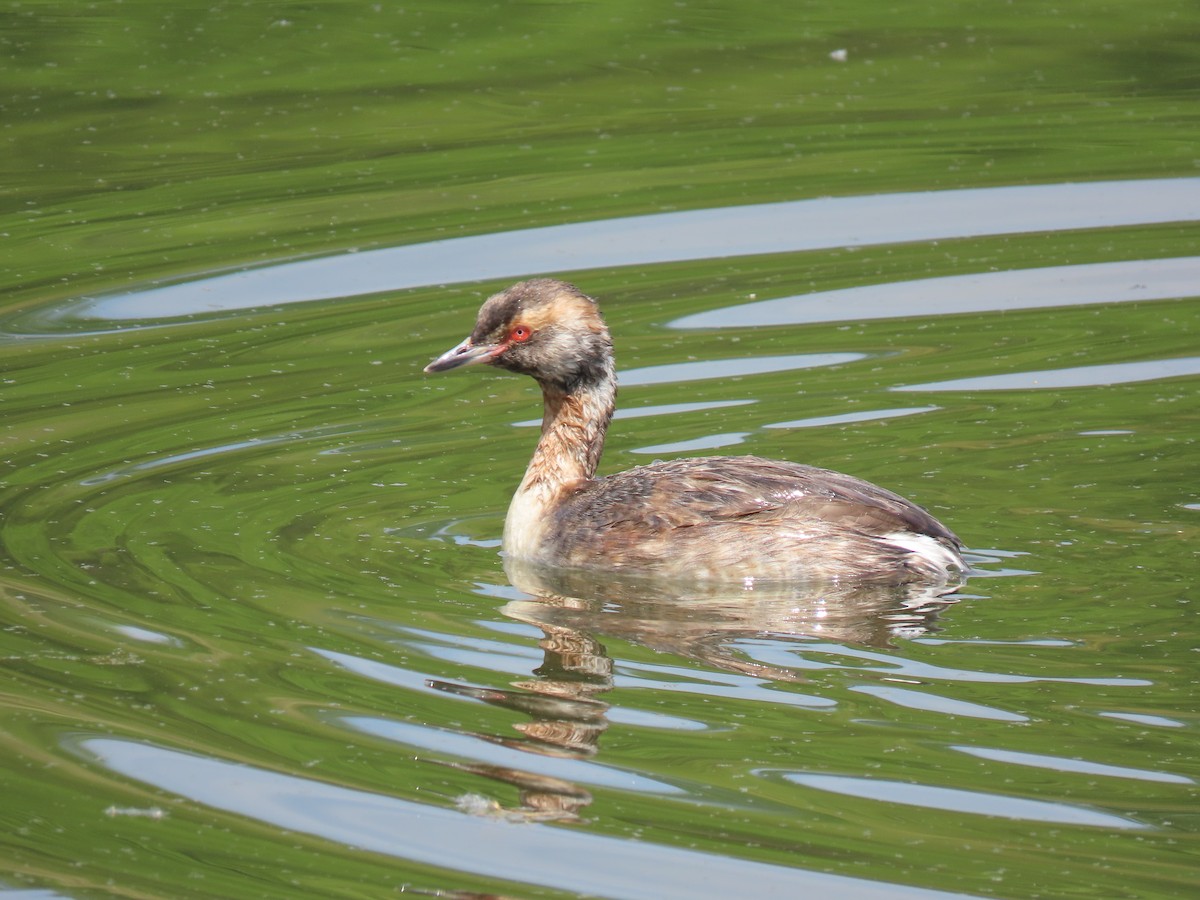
top-left (427, 605), bottom-right (616, 821)
top-left (504, 557), bottom-right (964, 664)
top-left (428, 557), bottom-right (964, 822)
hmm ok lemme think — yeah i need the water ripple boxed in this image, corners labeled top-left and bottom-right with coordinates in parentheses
top-left (895, 356), bottom-right (1200, 393)
top-left (764, 406), bottom-right (939, 430)
top-left (340, 715), bottom-right (684, 794)
top-left (671, 256), bottom-right (1200, 329)
top-left (851, 684), bottom-right (1028, 723)
top-left (739, 641), bottom-right (1152, 686)
top-left (619, 353), bottom-right (866, 386)
top-left (76, 737), bottom-right (978, 899)
top-left (951, 745), bottom-right (1193, 784)
top-left (779, 772), bottom-right (1147, 829)
top-left (21, 178), bottom-right (1200, 327)
top-left (79, 427), bottom-right (347, 485)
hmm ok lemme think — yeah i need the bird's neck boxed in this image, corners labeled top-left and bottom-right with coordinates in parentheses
top-left (529, 376), bottom-right (614, 489)
top-left (504, 371), bottom-right (615, 558)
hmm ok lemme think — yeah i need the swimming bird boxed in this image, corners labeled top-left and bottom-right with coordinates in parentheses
top-left (424, 278), bottom-right (966, 585)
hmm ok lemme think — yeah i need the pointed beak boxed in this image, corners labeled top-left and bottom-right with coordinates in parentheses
top-left (423, 336), bottom-right (504, 373)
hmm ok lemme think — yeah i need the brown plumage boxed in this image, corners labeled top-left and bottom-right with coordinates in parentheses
top-left (425, 278), bottom-right (966, 585)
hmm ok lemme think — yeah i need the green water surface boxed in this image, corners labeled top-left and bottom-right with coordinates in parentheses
top-left (2, 2), bottom-right (1198, 898)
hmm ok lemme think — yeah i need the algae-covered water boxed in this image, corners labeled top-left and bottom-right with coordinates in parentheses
top-left (2, 2), bottom-right (1198, 898)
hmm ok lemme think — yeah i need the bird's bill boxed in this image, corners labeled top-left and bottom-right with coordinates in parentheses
top-left (423, 336), bottom-right (504, 373)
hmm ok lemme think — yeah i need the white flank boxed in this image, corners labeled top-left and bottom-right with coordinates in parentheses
top-left (883, 531), bottom-right (964, 576)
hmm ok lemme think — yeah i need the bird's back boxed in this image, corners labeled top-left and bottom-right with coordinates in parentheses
top-left (539, 455), bottom-right (965, 584)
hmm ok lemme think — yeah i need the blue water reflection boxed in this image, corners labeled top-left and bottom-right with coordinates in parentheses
top-left (779, 772), bottom-right (1147, 829)
top-left (671, 256), bottom-right (1200, 329)
top-left (26, 178), bottom-right (1200, 326)
top-left (895, 356), bottom-right (1200, 392)
top-left (78, 737), bottom-right (978, 900)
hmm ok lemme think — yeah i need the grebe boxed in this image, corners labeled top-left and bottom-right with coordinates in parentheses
top-left (424, 278), bottom-right (966, 585)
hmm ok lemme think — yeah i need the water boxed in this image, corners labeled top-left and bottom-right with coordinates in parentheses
top-left (2, 2), bottom-right (1198, 898)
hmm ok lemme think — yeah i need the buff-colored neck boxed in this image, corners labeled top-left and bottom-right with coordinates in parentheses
top-left (503, 374), bottom-right (615, 558)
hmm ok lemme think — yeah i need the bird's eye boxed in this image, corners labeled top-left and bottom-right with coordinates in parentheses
top-left (510, 325), bottom-right (532, 343)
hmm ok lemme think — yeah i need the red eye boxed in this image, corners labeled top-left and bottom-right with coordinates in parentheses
top-left (510, 325), bottom-right (532, 342)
